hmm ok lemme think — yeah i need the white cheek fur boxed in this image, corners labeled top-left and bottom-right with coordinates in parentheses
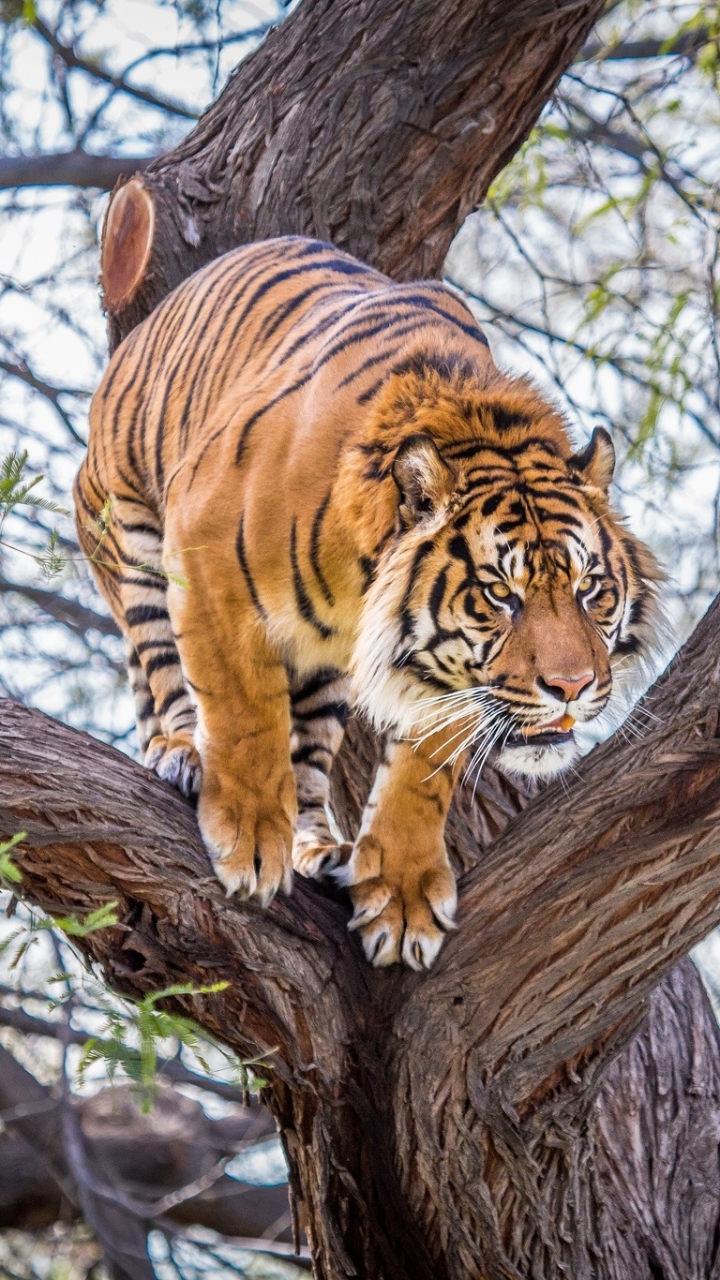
top-left (496, 738), bottom-right (581, 780)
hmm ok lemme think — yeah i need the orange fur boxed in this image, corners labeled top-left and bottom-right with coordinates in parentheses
top-left (76, 237), bottom-right (661, 968)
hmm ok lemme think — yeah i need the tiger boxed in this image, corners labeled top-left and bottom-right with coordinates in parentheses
top-left (75, 235), bottom-right (662, 970)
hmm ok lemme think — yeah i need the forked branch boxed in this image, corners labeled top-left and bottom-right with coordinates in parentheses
top-left (1, 594), bottom-right (719, 1104)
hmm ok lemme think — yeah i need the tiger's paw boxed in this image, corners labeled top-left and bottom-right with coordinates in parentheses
top-left (145, 733), bottom-right (202, 798)
top-left (292, 809), bottom-right (351, 881)
top-left (198, 779), bottom-right (294, 907)
top-left (336, 835), bottom-right (457, 970)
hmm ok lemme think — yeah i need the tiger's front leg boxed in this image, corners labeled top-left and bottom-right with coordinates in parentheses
top-left (337, 731), bottom-right (459, 970)
top-left (165, 528), bottom-right (296, 906)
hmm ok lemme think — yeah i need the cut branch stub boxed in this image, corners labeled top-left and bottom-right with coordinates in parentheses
top-left (101, 177), bottom-right (156, 314)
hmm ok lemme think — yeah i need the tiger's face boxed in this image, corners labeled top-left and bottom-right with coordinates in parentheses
top-left (353, 419), bottom-right (661, 781)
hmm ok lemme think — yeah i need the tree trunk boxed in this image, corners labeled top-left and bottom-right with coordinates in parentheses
top-left (5, 0), bottom-right (720, 1276)
top-left (99, 0), bottom-right (607, 347)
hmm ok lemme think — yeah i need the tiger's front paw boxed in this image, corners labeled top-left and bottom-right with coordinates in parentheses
top-left (199, 773), bottom-right (295, 907)
top-left (145, 733), bottom-right (202, 798)
top-left (336, 834), bottom-right (457, 970)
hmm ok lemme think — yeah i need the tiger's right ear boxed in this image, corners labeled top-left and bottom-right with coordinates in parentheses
top-left (392, 434), bottom-right (456, 526)
top-left (568, 427), bottom-right (616, 493)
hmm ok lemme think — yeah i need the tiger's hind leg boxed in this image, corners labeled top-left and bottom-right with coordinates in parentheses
top-left (80, 491), bottom-right (200, 796)
top-left (126, 640), bottom-right (160, 753)
top-left (125, 637), bottom-right (200, 795)
top-left (290, 668), bottom-right (352, 879)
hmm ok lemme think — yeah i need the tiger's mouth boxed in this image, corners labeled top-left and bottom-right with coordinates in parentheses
top-left (505, 714), bottom-right (576, 749)
top-left (497, 711), bottom-right (582, 779)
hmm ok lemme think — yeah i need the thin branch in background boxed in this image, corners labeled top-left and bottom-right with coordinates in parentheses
top-left (32, 15), bottom-right (200, 121)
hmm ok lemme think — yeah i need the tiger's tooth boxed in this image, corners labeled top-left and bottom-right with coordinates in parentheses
top-left (523, 714), bottom-right (575, 738)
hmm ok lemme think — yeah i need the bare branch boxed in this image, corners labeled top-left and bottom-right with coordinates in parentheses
top-left (579, 28), bottom-right (714, 61)
top-left (0, 359), bottom-right (87, 452)
top-left (32, 16), bottom-right (199, 120)
top-left (0, 150), bottom-right (155, 192)
top-left (0, 574), bottom-right (119, 639)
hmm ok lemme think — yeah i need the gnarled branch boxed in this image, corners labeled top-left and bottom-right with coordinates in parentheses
top-left (2, 592), bottom-right (720, 1275)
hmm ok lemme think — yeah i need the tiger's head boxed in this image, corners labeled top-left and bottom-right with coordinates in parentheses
top-left (350, 354), bottom-right (663, 780)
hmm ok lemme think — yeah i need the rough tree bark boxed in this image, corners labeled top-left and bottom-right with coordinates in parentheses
top-left (4, 0), bottom-right (720, 1277)
top-left (100, 0), bottom-right (608, 347)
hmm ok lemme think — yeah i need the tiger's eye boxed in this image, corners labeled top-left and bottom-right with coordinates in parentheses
top-left (577, 575), bottom-right (594, 594)
top-left (487, 582), bottom-right (511, 600)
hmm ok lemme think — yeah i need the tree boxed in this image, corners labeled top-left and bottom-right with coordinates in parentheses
top-left (3, 0), bottom-right (720, 1277)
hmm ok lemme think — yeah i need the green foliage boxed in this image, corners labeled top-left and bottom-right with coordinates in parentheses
top-left (52, 900), bottom-right (119, 937)
top-left (0, 892), bottom-right (268, 1110)
top-left (0, 450), bottom-right (68, 535)
top-left (0, 450), bottom-right (69, 578)
top-left (0, 895), bottom-right (119, 972)
top-left (0, 830), bottom-right (24, 889)
top-left (78, 980), bottom-right (270, 1110)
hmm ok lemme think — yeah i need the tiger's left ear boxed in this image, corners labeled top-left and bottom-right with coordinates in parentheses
top-left (392, 433), bottom-right (456, 525)
top-left (569, 427), bottom-right (615, 492)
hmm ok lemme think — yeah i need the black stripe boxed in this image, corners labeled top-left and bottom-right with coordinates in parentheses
top-left (157, 688), bottom-right (186, 717)
top-left (250, 265), bottom-right (371, 352)
top-left (291, 668), bottom-right (343, 703)
top-left (125, 605), bottom-right (170, 627)
top-left (214, 246), bottom-right (372, 398)
top-left (136, 639), bottom-right (177, 654)
top-left (292, 701), bottom-right (349, 725)
top-left (291, 744), bottom-right (332, 769)
top-left (481, 492), bottom-right (505, 517)
top-left (236, 515), bottom-right (266, 618)
top-left (290, 520), bottom-right (336, 639)
top-left (114, 519), bottom-right (162, 536)
top-left (399, 540), bottom-right (435, 641)
top-left (309, 495), bottom-right (334, 606)
top-left (146, 652), bottom-right (181, 677)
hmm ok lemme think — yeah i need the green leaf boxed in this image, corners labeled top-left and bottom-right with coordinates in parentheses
top-left (53, 901), bottom-right (119, 937)
top-left (0, 831), bottom-right (25, 888)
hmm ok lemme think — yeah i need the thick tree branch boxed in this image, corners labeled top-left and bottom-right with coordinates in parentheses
top-left (2, 592), bottom-right (720, 1274)
top-left (101, 0), bottom-right (608, 345)
top-left (4, 593), bottom-right (717, 1095)
top-left (590, 959), bottom-right (720, 1279)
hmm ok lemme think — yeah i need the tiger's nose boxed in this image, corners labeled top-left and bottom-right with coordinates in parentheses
top-left (538, 672), bottom-right (595, 703)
